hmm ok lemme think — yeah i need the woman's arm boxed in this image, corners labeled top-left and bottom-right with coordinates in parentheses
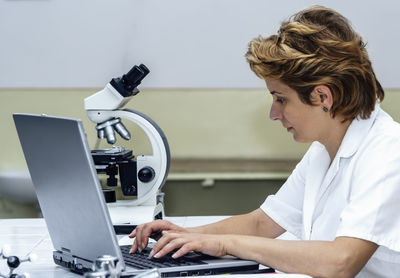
top-left (188, 208), bottom-right (285, 238)
top-left (224, 235), bottom-right (378, 278)
top-left (151, 232), bottom-right (378, 278)
top-left (129, 208), bottom-right (285, 253)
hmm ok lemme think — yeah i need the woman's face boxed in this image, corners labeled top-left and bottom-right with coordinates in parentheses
top-left (266, 79), bottom-right (325, 143)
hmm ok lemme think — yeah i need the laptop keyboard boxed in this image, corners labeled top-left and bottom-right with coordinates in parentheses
top-left (120, 245), bottom-right (213, 270)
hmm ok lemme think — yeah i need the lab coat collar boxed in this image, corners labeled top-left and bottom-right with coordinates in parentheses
top-left (336, 103), bottom-right (380, 159)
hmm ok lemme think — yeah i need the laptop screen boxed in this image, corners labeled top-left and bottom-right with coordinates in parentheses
top-left (14, 113), bottom-right (123, 265)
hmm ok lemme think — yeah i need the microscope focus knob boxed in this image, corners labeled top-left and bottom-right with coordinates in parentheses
top-left (138, 167), bottom-right (155, 183)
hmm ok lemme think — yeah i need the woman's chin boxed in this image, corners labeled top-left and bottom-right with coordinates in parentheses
top-left (292, 133), bottom-right (311, 143)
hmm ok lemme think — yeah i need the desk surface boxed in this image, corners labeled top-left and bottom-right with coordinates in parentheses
top-left (0, 217), bottom-right (310, 278)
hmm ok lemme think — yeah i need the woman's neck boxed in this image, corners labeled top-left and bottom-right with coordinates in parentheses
top-left (320, 119), bottom-right (352, 162)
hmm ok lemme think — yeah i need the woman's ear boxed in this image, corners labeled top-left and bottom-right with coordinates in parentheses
top-left (312, 85), bottom-right (333, 110)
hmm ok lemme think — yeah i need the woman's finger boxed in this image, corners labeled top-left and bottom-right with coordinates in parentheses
top-left (148, 231), bottom-right (175, 258)
top-left (172, 242), bottom-right (198, 259)
top-left (152, 236), bottom-right (187, 259)
top-left (130, 220), bottom-right (186, 254)
top-left (129, 228), bottom-right (136, 238)
top-left (129, 238), bottom-right (138, 254)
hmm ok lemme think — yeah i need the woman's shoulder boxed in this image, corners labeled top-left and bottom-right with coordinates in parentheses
top-left (357, 108), bottom-right (400, 161)
top-left (373, 108), bottom-right (400, 137)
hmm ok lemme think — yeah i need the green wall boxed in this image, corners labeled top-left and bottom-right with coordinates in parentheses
top-left (1, 88), bottom-right (399, 217)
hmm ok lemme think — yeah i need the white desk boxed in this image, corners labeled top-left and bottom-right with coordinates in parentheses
top-left (0, 217), bottom-right (310, 278)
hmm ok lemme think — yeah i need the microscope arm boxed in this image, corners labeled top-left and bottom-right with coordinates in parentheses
top-left (86, 109), bottom-right (170, 206)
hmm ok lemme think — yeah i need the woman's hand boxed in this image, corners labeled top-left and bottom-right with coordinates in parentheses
top-left (129, 220), bottom-right (187, 253)
top-left (148, 231), bottom-right (228, 259)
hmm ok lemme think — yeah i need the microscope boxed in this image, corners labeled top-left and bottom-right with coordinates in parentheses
top-left (84, 64), bottom-right (170, 226)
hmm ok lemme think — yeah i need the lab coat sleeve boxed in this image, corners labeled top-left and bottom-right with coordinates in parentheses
top-left (336, 134), bottom-right (400, 252)
top-left (260, 145), bottom-right (313, 239)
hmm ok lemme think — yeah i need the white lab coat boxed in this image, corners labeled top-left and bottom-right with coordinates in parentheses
top-left (261, 104), bottom-right (400, 278)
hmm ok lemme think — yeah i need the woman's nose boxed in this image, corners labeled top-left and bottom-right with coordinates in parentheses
top-left (269, 104), bottom-right (282, 121)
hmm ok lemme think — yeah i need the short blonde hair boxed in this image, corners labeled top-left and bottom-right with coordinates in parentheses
top-left (246, 5), bottom-right (384, 121)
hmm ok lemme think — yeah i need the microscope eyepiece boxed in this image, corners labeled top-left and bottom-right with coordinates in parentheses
top-left (122, 64), bottom-right (149, 91)
top-left (110, 64), bottom-right (150, 97)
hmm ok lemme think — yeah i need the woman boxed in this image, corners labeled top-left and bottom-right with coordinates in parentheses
top-left (129, 6), bottom-right (400, 278)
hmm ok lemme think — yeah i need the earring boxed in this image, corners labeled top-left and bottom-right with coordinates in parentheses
top-left (323, 106), bottom-right (329, 112)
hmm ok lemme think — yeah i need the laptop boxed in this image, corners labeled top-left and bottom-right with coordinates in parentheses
top-left (13, 113), bottom-right (262, 277)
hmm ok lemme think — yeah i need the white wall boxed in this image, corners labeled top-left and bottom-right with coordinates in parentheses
top-left (0, 0), bottom-right (399, 88)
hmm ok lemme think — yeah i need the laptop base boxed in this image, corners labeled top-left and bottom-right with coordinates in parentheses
top-left (53, 250), bottom-right (93, 274)
top-left (53, 248), bottom-right (264, 277)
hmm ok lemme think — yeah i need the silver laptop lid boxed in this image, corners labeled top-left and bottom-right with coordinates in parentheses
top-left (13, 113), bottom-right (124, 266)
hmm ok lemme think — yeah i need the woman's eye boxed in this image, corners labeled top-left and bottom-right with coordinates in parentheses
top-left (276, 97), bottom-right (285, 104)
